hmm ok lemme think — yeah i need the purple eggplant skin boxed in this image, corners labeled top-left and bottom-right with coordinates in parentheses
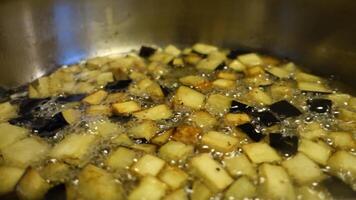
top-left (139, 46), bottom-right (156, 58)
top-left (44, 184), bottom-right (66, 200)
top-left (229, 100), bottom-right (255, 114)
top-left (252, 110), bottom-right (280, 127)
top-left (269, 100), bottom-right (302, 120)
top-left (269, 133), bottom-right (299, 156)
top-left (104, 79), bottom-right (132, 92)
top-left (307, 99), bottom-right (332, 113)
top-left (237, 123), bottom-right (265, 142)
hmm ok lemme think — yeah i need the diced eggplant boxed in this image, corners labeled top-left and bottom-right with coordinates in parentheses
top-left (228, 60), bottom-right (246, 72)
top-left (190, 181), bottom-right (212, 200)
top-left (229, 100), bottom-right (254, 114)
top-left (237, 53), bottom-right (263, 66)
top-left (129, 120), bottom-right (158, 140)
top-left (297, 82), bottom-right (332, 94)
top-left (0, 102), bottom-right (18, 122)
top-left (259, 164), bottom-right (296, 200)
top-left (139, 46), bottom-right (156, 58)
top-left (0, 166), bottom-right (25, 196)
top-left (253, 110), bottom-right (280, 127)
top-left (77, 165), bottom-right (125, 200)
top-left (106, 147), bottom-right (137, 171)
top-left (205, 94), bottom-right (231, 115)
top-left (44, 184), bottom-right (66, 200)
top-left (246, 66), bottom-right (265, 77)
top-left (87, 120), bottom-right (123, 137)
top-left (50, 133), bottom-right (97, 166)
top-left (190, 153), bottom-right (233, 192)
top-left (151, 129), bottom-right (173, 145)
top-left (242, 142), bottom-right (281, 164)
top-left (104, 79), bottom-right (132, 92)
top-left (201, 131), bottom-right (239, 152)
top-left (217, 72), bottom-right (237, 80)
top-left (173, 86), bottom-right (205, 109)
top-left (269, 100), bottom-right (302, 119)
top-left (158, 141), bottom-right (194, 162)
top-left (224, 176), bottom-right (257, 200)
top-left (282, 153), bottom-right (324, 185)
top-left (128, 176), bottom-right (167, 200)
top-left (158, 166), bottom-right (188, 189)
top-left (307, 98), bottom-right (332, 113)
top-left (160, 85), bottom-right (172, 97)
top-left (196, 51), bottom-right (226, 71)
top-left (56, 94), bottom-right (86, 103)
top-left (130, 143), bottom-right (157, 154)
top-left (133, 104), bottom-right (173, 120)
top-left (16, 168), bottom-right (51, 200)
top-left (298, 139), bottom-right (331, 165)
top-left (298, 122), bottom-right (326, 140)
top-left (190, 111), bottom-right (217, 129)
top-left (164, 45), bottom-right (181, 56)
top-left (40, 162), bottom-right (71, 183)
top-left (61, 109), bottom-right (81, 124)
top-left (227, 49), bottom-right (250, 59)
top-left (237, 123), bottom-right (264, 142)
top-left (0, 123), bottom-right (28, 150)
top-left (172, 125), bottom-right (201, 145)
top-left (224, 113), bottom-right (251, 126)
top-left (246, 88), bottom-right (272, 105)
top-left (266, 67), bottom-right (290, 79)
top-left (131, 154), bottom-right (166, 176)
top-left (215, 62), bottom-right (226, 71)
top-left (179, 75), bottom-right (208, 87)
top-left (328, 131), bottom-right (355, 150)
top-left (327, 151), bottom-right (356, 190)
top-left (269, 133), bottom-right (298, 156)
top-left (192, 43), bottom-right (218, 55)
top-left (2, 137), bottom-right (50, 167)
top-left (112, 101), bottom-right (141, 115)
top-left (212, 79), bottom-right (236, 89)
top-left (223, 154), bottom-right (257, 180)
top-left (82, 90), bottom-right (108, 105)
top-left (297, 186), bottom-right (331, 200)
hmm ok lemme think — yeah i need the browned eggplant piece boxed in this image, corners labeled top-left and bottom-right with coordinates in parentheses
top-left (269, 133), bottom-right (298, 156)
top-left (229, 100), bottom-right (255, 114)
top-left (104, 79), bottom-right (132, 92)
top-left (252, 111), bottom-right (280, 127)
top-left (269, 100), bottom-right (302, 119)
top-left (44, 184), bottom-right (66, 200)
top-left (109, 115), bottom-right (133, 123)
top-left (56, 94), bottom-right (86, 103)
top-left (307, 98), bottom-right (332, 113)
top-left (237, 123), bottom-right (265, 142)
top-left (227, 49), bottom-right (251, 59)
top-left (139, 46), bottom-right (156, 58)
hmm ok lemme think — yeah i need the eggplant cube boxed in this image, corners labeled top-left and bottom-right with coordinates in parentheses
top-left (158, 141), bottom-right (194, 161)
top-left (225, 176), bottom-right (257, 200)
top-left (259, 163), bottom-right (296, 200)
top-left (129, 120), bottom-right (158, 140)
top-left (282, 153), bottom-right (324, 185)
top-left (174, 86), bottom-right (205, 109)
top-left (0, 166), bottom-right (25, 196)
top-left (229, 100), bottom-right (254, 113)
top-left (128, 176), bottom-right (167, 200)
top-left (133, 104), bottom-right (173, 120)
top-left (78, 165), bottom-right (124, 200)
top-left (50, 133), bottom-right (96, 165)
top-left (266, 67), bottom-right (290, 79)
top-left (61, 108), bottom-right (81, 124)
top-left (0, 102), bottom-right (18, 122)
top-left (205, 94), bottom-right (231, 115)
top-left (269, 133), bottom-right (299, 156)
top-left (246, 88), bottom-right (272, 105)
top-left (190, 153), bottom-right (233, 192)
top-left (88, 120), bottom-right (123, 137)
top-left (112, 101), bottom-right (141, 114)
top-left (158, 166), bottom-right (188, 189)
top-left (237, 123), bottom-right (264, 142)
top-left (179, 75), bottom-right (208, 87)
top-left (191, 181), bottom-right (212, 200)
top-left (298, 139), bottom-right (331, 165)
top-left (82, 90), bottom-right (108, 105)
top-left (40, 162), bottom-right (71, 183)
top-left (0, 123), bottom-right (28, 150)
top-left (269, 100), bottom-right (302, 119)
top-left (253, 111), bottom-right (280, 127)
top-left (131, 154), bottom-right (165, 176)
top-left (86, 105), bottom-right (112, 116)
top-left (190, 111), bottom-right (217, 129)
top-left (164, 189), bottom-right (187, 200)
top-left (327, 151), bottom-right (356, 187)
top-left (242, 142), bottom-right (281, 164)
top-left (192, 43), bottom-right (218, 55)
top-left (224, 113), bottom-right (251, 126)
top-left (2, 137), bottom-right (49, 167)
top-left (16, 168), bottom-right (50, 200)
top-left (139, 46), bottom-right (156, 58)
top-left (297, 82), bottom-right (331, 94)
top-left (223, 154), bottom-right (257, 180)
top-left (106, 147), bottom-right (137, 170)
top-left (328, 131), bottom-right (355, 150)
top-left (237, 53), bottom-right (263, 66)
top-left (201, 131), bottom-right (238, 152)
